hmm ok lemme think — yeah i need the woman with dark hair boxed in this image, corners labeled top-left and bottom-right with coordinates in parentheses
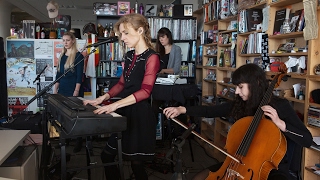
top-left (163, 63), bottom-right (312, 180)
top-left (83, 13), bottom-right (160, 180)
top-left (155, 27), bottom-right (182, 75)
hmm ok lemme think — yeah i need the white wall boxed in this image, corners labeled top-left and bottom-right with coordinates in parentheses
top-left (0, 0), bottom-right (12, 38)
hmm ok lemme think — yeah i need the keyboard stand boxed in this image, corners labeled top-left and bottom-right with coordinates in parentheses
top-left (50, 120), bottom-right (124, 180)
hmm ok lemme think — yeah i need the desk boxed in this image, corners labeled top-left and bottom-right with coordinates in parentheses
top-left (0, 130), bottom-right (30, 165)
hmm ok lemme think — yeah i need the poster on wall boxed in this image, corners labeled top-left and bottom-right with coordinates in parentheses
top-left (36, 59), bottom-right (54, 81)
top-left (34, 40), bottom-right (53, 56)
top-left (53, 40), bottom-right (64, 66)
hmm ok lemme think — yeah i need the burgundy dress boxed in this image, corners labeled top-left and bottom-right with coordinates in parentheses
top-left (104, 48), bottom-right (160, 161)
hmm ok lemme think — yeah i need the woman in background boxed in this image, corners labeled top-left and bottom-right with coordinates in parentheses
top-left (155, 27), bottom-right (182, 75)
top-left (83, 13), bottom-right (160, 180)
top-left (54, 31), bottom-right (84, 153)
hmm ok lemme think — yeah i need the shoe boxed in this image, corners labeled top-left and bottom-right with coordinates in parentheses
top-left (73, 137), bottom-right (83, 153)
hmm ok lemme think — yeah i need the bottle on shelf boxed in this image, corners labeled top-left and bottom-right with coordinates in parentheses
top-left (298, 88), bottom-right (305, 100)
top-left (109, 22), bottom-right (115, 37)
top-left (104, 23), bottom-right (109, 38)
top-left (159, 5), bottom-right (164, 17)
top-left (40, 27), bottom-right (46, 39)
top-left (36, 24), bottom-right (40, 39)
top-left (135, 1), bottom-right (138, 14)
top-left (139, 3), bottom-right (144, 15)
top-left (219, 49), bottom-right (224, 67)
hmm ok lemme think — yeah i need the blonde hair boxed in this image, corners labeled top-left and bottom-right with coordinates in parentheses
top-left (57, 31), bottom-right (78, 71)
top-left (114, 13), bottom-right (154, 50)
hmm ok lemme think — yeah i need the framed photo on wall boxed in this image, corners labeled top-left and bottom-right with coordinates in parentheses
top-left (118, 1), bottom-right (130, 15)
top-left (145, 4), bottom-right (157, 17)
top-left (184, 4), bottom-right (193, 16)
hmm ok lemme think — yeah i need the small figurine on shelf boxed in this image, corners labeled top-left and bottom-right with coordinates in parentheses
top-left (298, 87), bottom-right (305, 100)
top-left (159, 5), bottom-right (164, 17)
top-left (104, 23), bottom-right (109, 37)
top-left (97, 24), bottom-right (104, 37)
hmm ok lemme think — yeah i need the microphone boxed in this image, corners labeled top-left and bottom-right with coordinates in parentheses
top-left (146, 6), bottom-right (154, 13)
top-left (86, 36), bottom-right (118, 48)
top-left (33, 65), bottom-right (47, 84)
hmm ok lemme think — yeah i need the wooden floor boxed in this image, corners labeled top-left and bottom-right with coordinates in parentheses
top-left (49, 136), bottom-right (219, 180)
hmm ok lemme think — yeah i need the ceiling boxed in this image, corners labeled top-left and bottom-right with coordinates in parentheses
top-left (7, 0), bottom-right (177, 28)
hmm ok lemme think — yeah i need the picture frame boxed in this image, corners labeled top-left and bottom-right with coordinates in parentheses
top-left (118, 1), bottom-right (130, 15)
top-left (145, 4), bottom-right (157, 17)
top-left (93, 3), bottom-right (118, 15)
top-left (184, 4), bottom-right (193, 16)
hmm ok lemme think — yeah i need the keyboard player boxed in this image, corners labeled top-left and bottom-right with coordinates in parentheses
top-left (82, 13), bottom-right (160, 180)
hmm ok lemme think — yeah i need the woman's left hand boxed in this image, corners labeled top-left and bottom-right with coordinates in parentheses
top-left (93, 102), bottom-right (118, 114)
top-left (261, 105), bottom-right (286, 132)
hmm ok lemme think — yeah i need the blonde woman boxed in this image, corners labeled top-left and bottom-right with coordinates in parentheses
top-left (54, 31), bottom-right (85, 153)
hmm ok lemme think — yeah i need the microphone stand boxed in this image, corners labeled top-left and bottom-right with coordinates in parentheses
top-left (166, 123), bottom-right (196, 180)
top-left (33, 65), bottom-right (47, 111)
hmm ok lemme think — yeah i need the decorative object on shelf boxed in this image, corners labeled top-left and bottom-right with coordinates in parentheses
top-left (230, 0), bottom-right (238, 15)
top-left (118, 1), bottom-right (130, 15)
top-left (314, 64), bottom-right (320, 75)
top-left (184, 4), bottom-right (193, 16)
top-left (270, 61), bottom-right (283, 72)
top-left (97, 24), bottom-right (104, 37)
top-left (139, 3), bottom-right (144, 15)
top-left (220, 0), bottom-right (230, 19)
top-left (310, 89), bottom-right (320, 104)
top-left (93, 3), bottom-right (118, 15)
top-left (163, 4), bottom-right (174, 17)
top-left (298, 87), bottom-right (305, 100)
top-left (273, 8), bottom-right (286, 35)
top-left (281, 8), bottom-right (291, 34)
top-left (224, 49), bottom-right (231, 67)
top-left (134, 1), bottom-right (138, 13)
top-left (284, 56), bottom-right (306, 73)
top-left (145, 4), bottom-right (157, 16)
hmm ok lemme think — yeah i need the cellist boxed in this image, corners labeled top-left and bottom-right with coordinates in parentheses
top-left (163, 64), bottom-right (312, 180)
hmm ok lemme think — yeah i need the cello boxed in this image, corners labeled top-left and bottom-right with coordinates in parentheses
top-left (205, 64), bottom-right (288, 180)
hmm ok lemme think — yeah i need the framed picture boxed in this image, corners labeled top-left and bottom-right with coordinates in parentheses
top-left (118, 1), bottom-right (130, 15)
top-left (145, 4), bottom-right (157, 17)
top-left (184, 5), bottom-right (193, 16)
top-left (93, 3), bottom-right (118, 15)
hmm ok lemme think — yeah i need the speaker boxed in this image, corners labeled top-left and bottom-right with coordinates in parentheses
top-left (0, 37), bottom-right (7, 118)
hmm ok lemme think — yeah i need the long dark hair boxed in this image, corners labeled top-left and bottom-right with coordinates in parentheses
top-left (230, 64), bottom-right (268, 120)
top-left (155, 27), bottom-right (173, 57)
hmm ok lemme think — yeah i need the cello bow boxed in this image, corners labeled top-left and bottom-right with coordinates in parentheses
top-left (168, 116), bottom-right (241, 164)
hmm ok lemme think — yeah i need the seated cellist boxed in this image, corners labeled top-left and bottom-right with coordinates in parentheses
top-left (163, 63), bottom-right (312, 180)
